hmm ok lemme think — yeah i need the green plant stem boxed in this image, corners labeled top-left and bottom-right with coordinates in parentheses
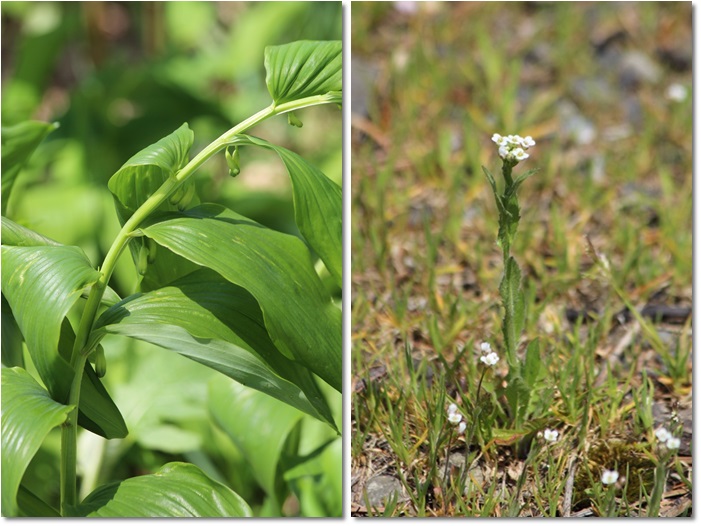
top-left (59, 92), bottom-right (339, 515)
top-left (59, 353), bottom-right (88, 516)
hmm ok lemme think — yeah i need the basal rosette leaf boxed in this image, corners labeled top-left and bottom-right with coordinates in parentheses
top-left (93, 269), bottom-right (337, 429)
top-left (1, 121), bottom-right (59, 215)
top-left (140, 204), bottom-right (341, 392)
top-left (265, 41), bottom-right (341, 105)
top-left (1, 367), bottom-right (74, 517)
top-left (74, 462), bottom-right (252, 517)
top-left (228, 135), bottom-right (341, 287)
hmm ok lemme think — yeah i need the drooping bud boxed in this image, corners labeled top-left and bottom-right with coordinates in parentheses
top-left (137, 242), bottom-right (149, 275)
top-left (287, 112), bottom-right (303, 128)
top-left (93, 345), bottom-right (107, 378)
top-left (225, 146), bottom-right (240, 177)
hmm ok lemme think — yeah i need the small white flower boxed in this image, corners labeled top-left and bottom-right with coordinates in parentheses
top-left (448, 403), bottom-right (458, 415)
top-left (521, 135), bottom-right (536, 148)
top-left (666, 83), bottom-right (687, 102)
top-left (480, 342), bottom-right (492, 354)
top-left (480, 352), bottom-right (499, 367)
top-left (655, 427), bottom-right (672, 443)
top-left (665, 437), bottom-right (681, 449)
top-left (457, 421), bottom-right (467, 434)
top-left (491, 133), bottom-right (502, 143)
top-left (543, 429), bottom-right (559, 442)
top-left (512, 148), bottom-right (529, 161)
top-left (601, 469), bottom-right (619, 485)
top-left (448, 412), bottom-right (462, 425)
top-left (498, 145), bottom-right (510, 159)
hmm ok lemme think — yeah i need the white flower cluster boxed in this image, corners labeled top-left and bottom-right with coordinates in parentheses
top-left (491, 133), bottom-right (535, 163)
top-left (479, 342), bottom-right (499, 367)
top-left (655, 427), bottom-right (681, 450)
top-left (447, 403), bottom-right (466, 434)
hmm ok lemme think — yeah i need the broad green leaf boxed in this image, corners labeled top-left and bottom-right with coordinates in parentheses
top-left (1, 367), bottom-right (74, 517)
top-left (107, 123), bottom-right (199, 291)
top-left (229, 135), bottom-right (341, 287)
top-left (1, 216), bottom-right (61, 247)
top-left (1, 121), bottom-right (58, 215)
top-left (284, 437), bottom-right (341, 517)
top-left (140, 204), bottom-right (341, 392)
top-left (210, 377), bottom-right (304, 505)
top-left (265, 41), bottom-right (341, 105)
top-left (500, 256), bottom-right (525, 370)
top-left (1, 244), bottom-right (127, 439)
top-left (74, 462), bottom-right (252, 517)
top-left (93, 270), bottom-right (337, 428)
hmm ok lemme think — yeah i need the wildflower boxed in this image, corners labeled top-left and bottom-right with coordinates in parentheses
top-left (543, 429), bottom-right (559, 443)
top-left (665, 83), bottom-right (687, 102)
top-left (448, 403), bottom-right (458, 415)
top-left (448, 412), bottom-right (462, 425)
top-left (601, 469), bottom-right (619, 485)
top-left (492, 133), bottom-right (535, 164)
top-left (480, 342), bottom-right (492, 354)
top-left (655, 427), bottom-right (671, 443)
top-left (480, 351), bottom-right (499, 367)
top-left (665, 437), bottom-right (681, 450)
top-left (457, 421), bottom-right (467, 434)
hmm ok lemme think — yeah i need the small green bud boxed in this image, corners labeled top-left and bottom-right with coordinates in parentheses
top-left (146, 238), bottom-right (158, 263)
top-left (137, 243), bottom-right (149, 275)
top-left (169, 185), bottom-right (185, 206)
top-left (94, 345), bottom-right (106, 378)
top-left (177, 182), bottom-right (195, 211)
top-left (225, 146), bottom-right (240, 177)
top-left (287, 112), bottom-right (303, 128)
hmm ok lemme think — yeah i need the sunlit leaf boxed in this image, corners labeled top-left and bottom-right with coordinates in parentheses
top-left (265, 41), bottom-right (341, 105)
top-left (1, 237), bottom-right (126, 439)
top-left (94, 270), bottom-right (337, 428)
top-left (74, 462), bottom-right (252, 517)
top-left (107, 123), bottom-right (200, 291)
top-left (140, 204), bottom-right (341, 392)
top-left (95, 269), bottom-right (335, 427)
top-left (228, 135), bottom-right (341, 287)
top-left (1, 367), bottom-right (74, 517)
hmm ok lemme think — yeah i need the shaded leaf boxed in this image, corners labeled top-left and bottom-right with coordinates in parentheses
top-left (209, 377), bottom-right (304, 504)
top-left (1, 367), bottom-right (74, 517)
top-left (265, 40), bottom-right (342, 105)
top-left (74, 462), bottom-right (252, 517)
top-left (229, 135), bottom-right (341, 288)
top-left (140, 204), bottom-right (341, 392)
top-left (1, 121), bottom-right (58, 215)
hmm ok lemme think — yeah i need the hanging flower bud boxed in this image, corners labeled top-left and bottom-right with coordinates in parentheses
top-left (225, 146), bottom-right (240, 178)
top-left (287, 112), bottom-right (303, 128)
top-left (146, 238), bottom-right (158, 264)
top-left (176, 182), bottom-right (195, 211)
top-left (93, 345), bottom-right (106, 378)
top-left (137, 242), bottom-right (149, 275)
